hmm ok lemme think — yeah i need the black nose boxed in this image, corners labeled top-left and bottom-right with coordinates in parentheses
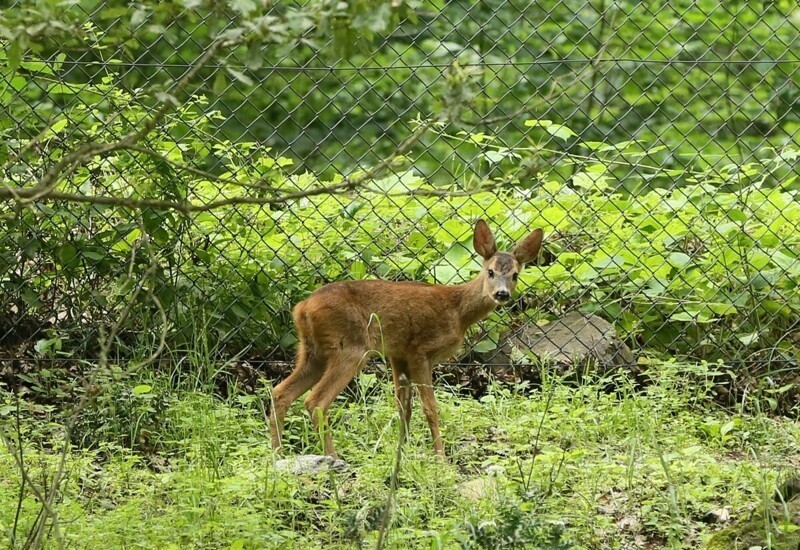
top-left (494, 290), bottom-right (510, 301)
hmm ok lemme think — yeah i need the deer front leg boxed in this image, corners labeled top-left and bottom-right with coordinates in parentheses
top-left (408, 356), bottom-right (444, 456)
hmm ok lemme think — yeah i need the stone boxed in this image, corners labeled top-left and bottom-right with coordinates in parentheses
top-left (456, 477), bottom-right (496, 500)
top-left (274, 454), bottom-right (349, 475)
top-left (479, 312), bottom-right (636, 375)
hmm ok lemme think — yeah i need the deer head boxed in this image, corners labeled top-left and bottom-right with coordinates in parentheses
top-left (472, 219), bottom-right (544, 304)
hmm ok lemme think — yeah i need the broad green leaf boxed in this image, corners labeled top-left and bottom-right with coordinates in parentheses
top-left (737, 332), bottom-right (760, 346)
top-left (56, 244), bottom-right (79, 267)
top-left (524, 119), bottom-right (576, 141)
top-left (473, 339), bottom-right (498, 353)
top-left (444, 243), bottom-right (473, 268)
top-left (667, 252), bottom-right (692, 268)
top-left (227, 68), bottom-right (254, 86)
top-left (670, 309), bottom-right (714, 323)
top-left (431, 263), bottom-right (459, 284)
top-left (484, 150), bottom-right (508, 164)
top-left (6, 39), bottom-right (21, 70)
top-left (230, 304), bottom-right (249, 318)
top-left (83, 250), bottom-right (105, 261)
top-left (350, 260), bottom-right (367, 279)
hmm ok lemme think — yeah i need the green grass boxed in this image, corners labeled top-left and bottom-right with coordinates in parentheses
top-left (1, 362), bottom-right (799, 548)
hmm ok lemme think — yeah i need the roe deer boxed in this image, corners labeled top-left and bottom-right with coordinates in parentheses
top-left (269, 219), bottom-right (544, 458)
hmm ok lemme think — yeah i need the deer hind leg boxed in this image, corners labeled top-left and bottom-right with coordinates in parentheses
top-left (408, 357), bottom-right (444, 456)
top-left (270, 342), bottom-right (325, 452)
top-left (390, 357), bottom-right (413, 435)
top-left (304, 349), bottom-right (367, 459)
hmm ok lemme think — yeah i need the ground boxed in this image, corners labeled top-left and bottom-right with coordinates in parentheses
top-left (1, 361), bottom-right (799, 548)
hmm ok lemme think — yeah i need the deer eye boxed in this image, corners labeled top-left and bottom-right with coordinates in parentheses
top-left (512, 273), bottom-right (518, 282)
top-left (487, 269), bottom-right (495, 278)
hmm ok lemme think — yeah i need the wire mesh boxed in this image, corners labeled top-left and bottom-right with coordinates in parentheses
top-left (1, 1), bottom-right (799, 382)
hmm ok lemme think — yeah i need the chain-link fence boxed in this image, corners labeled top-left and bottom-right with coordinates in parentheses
top-left (1, 1), bottom-right (799, 386)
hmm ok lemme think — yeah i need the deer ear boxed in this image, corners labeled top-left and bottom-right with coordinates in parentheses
top-left (513, 228), bottom-right (543, 266)
top-left (473, 219), bottom-right (497, 260)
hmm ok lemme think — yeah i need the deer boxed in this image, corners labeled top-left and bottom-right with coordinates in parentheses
top-left (269, 219), bottom-right (544, 459)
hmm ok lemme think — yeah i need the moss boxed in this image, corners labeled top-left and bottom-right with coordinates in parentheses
top-left (707, 500), bottom-right (800, 550)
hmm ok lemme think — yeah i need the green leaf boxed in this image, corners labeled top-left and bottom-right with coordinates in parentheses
top-left (524, 118), bottom-right (550, 127)
top-left (720, 421), bottom-right (735, 437)
top-left (484, 150), bottom-right (508, 164)
top-left (213, 70), bottom-right (227, 95)
top-left (546, 123), bottom-right (576, 141)
top-left (726, 208), bottom-right (747, 223)
top-left (7, 39), bottom-right (22, 71)
top-left (42, 118), bottom-right (69, 140)
top-left (667, 252), bottom-right (691, 268)
top-left (705, 302), bottom-right (737, 315)
top-left (230, 304), bottom-right (249, 318)
top-left (83, 250), bottom-right (105, 261)
top-left (431, 264), bottom-right (459, 284)
top-left (524, 119), bottom-right (577, 141)
top-left (231, 0), bottom-right (259, 15)
top-left (592, 254), bottom-right (626, 271)
top-left (34, 338), bottom-right (61, 354)
top-left (444, 243), bottom-right (473, 269)
top-left (770, 250), bottom-right (799, 272)
top-left (131, 7), bottom-right (149, 26)
top-left (737, 332), bottom-right (760, 346)
top-left (56, 244), bottom-right (79, 268)
top-left (350, 260), bottom-right (367, 279)
top-left (473, 339), bottom-right (498, 353)
top-left (133, 385), bottom-right (153, 395)
top-left (670, 309), bottom-right (714, 323)
top-left (226, 68), bottom-right (254, 86)
top-left (573, 171), bottom-right (610, 191)
top-left (343, 201), bottom-right (364, 218)
top-left (279, 332), bottom-right (298, 348)
top-left (368, 170), bottom-right (423, 193)
top-left (573, 263), bottom-right (599, 282)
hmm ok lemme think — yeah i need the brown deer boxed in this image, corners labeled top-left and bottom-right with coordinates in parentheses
top-left (269, 219), bottom-right (544, 458)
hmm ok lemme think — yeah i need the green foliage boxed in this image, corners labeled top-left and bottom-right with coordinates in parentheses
top-left (5, 0), bottom-right (799, 176)
top-left (2, 3), bottom-right (799, 381)
top-left (2, 37), bottom-right (799, 368)
top-left (463, 500), bottom-right (570, 549)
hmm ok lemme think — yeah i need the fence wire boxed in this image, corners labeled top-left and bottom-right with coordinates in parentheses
top-left (1, 1), bottom-right (799, 382)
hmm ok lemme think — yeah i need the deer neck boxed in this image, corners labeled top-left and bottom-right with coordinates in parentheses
top-left (453, 277), bottom-right (497, 330)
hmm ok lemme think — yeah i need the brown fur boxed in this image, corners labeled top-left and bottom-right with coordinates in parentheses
top-left (270, 219), bottom-right (544, 458)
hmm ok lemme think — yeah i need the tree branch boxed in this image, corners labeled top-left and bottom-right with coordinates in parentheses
top-left (0, 119), bottom-right (435, 212)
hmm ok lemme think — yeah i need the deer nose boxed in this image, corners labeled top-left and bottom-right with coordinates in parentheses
top-left (494, 290), bottom-right (510, 302)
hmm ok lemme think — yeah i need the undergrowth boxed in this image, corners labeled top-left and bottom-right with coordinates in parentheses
top-left (1, 361), bottom-right (799, 548)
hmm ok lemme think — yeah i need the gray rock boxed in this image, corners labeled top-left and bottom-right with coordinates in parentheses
top-left (483, 312), bottom-right (636, 373)
top-left (274, 454), bottom-right (349, 475)
top-left (456, 477), bottom-right (497, 500)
